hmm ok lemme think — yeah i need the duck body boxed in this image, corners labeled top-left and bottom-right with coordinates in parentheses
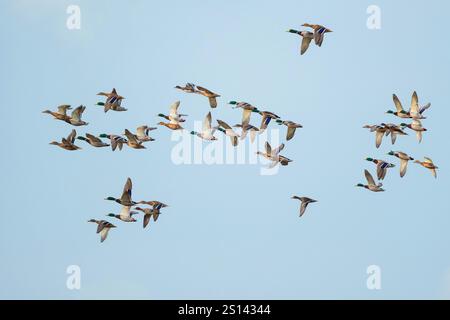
top-left (88, 219), bottom-right (116, 243)
top-left (158, 121), bottom-right (183, 130)
top-left (414, 157), bottom-right (438, 178)
top-left (356, 169), bottom-right (385, 192)
top-left (291, 196), bottom-right (317, 217)
top-left (388, 151), bottom-right (414, 177)
top-left (77, 133), bottom-right (110, 147)
top-left (276, 120), bottom-right (303, 141)
top-left (365, 157), bottom-right (395, 180)
top-left (42, 105), bottom-right (72, 121)
top-left (50, 129), bottom-right (81, 151)
top-left (195, 85), bottom-right (221, 108)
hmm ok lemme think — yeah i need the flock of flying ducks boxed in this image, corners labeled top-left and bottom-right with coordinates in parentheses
top-left (43, 22), bottom-right (440, 241)
top-left (359, 91), bottom-right (438, 192)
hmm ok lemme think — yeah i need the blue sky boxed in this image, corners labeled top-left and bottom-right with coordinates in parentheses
top-left (1, 0), bottom-right (450, 299)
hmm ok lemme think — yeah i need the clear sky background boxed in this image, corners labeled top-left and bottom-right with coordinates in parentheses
top-left (1, 0), bottom-right (450, 299)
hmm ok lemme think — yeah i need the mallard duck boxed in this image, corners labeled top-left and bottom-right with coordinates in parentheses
top-left (190, 112), bottom-right (218, 140)
top-left (291, 196), bottom-right (317, 217)
top-left (356, 169), bottom-right (385, 192)
top-left (97, 98), bottom-right (127, 113)
top-left (106, 206), bottom-right (139, 222)
top-left (234, 123), bottom-right (259, 143)
top-left (363, 124), bottom-right (388, 148)
top-left (381, 123), bottom-right (408, 145)
top-left (287, 29), bottom-right (314, 55)
top-left (195, 85), bottom-right (221, 108)
top-left (258, 111), bottom-right (280, 132)
top-left (217, 119), bottom-right (240, 146)
top-left (365, 158), bottom-right (396, 180)
top-left (276, 120), bottom-right (303, 141)
top-left (400, 120), bottom-right (427, 143)
top-left (50, 129), bottom-right (81, 151)
top-left (77, 133), bottom-right (110, 147)
top-left (228, 101), bottom-right (259, 128)
top-left (257, 142), bottom-right (292, 168)
top-left (158, 121), bottom-right (183, 130)
top-left (105, 177), bottom-right (137, 207)
top-left (387, 92), bottom-right (431, 120)
top-left (138, 201), bottom-right (169, 210)
top-left (175, 83), bottom-right (197, 93)
top-left (64, 105), bottom-right (88, 126)
top-left (42, 105), bottom-right (72, 121)
top-left (88, 219), bottom-right (116, 243)
top-left (97, 88), bottom-right (126, 113)
top-left (387, 151), bottom-right (414, 178)
top-left (414, 157), bottom-right (438, 178)
top-left (302, 23), bottom-right (332, 46)
top-left (135, 207), bottom-right (157, 228)
top-left (135, 125), bottom-right (156, 142)
top-left (124, 129), bottom-right (146, 149)
top-left (99, 134), bottom-right (127, 151)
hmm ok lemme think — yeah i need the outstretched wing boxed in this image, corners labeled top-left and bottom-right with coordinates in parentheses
top-left (67, 129), bottom-right (77, 144)
top-left (71, 105), bottom-right (85, 121)
top-left (120, 177), bottom-right (132, 204)
top-left (410, 91), bottom-right (419, 114)
top-left (217, 119), bottom-right (232, 130)
top-left (364, 169), bottom-right (376, 186)
top-left (301, 36), bottom-right (312, 55)
top-left (169, 101), bottom-right (180, 118)
top-left (265, 141), bottom-right (272, 155)
top-left (271, 143), bottom-right (285, 156)
top-left (393, 94), bottom-right (404, 112)
top-left (202, 112), bottom-right (212, 133)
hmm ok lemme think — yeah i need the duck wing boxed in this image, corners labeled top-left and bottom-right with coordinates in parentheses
top-left (202, 112), bottom-right (213, 133)
top-left (299, 201), bottom-right (309, 217)
top-left (375, 130), bottom-right (384, 148)
top-left (271, 143), bottom-right (285, 156)
top-left (410, 91), bottom-right (419, 115)
top-left (301, 36), bottom-right (313, 55)
top-left (120, 177), bottom-right (132, 204)
top-left (393, 94), bottom-right (404, 113)
top-left (400, 159), bottom-right (408, 178)
top-left (286, 127), bottom-right (297, 141)
top-left (71, 105), bottom-right (85, 121)
top-left (67, 129), bottom-right (77, 144)
top-left (364, 169), bottom-right (376, 186)
top-left (169, 101), bottom-right (181, 118)
top-left (124, 129), bottom-right (140, 144)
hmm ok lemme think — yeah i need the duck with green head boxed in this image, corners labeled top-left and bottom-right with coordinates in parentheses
top-left (387, 151), bottom-right (414, 178)
top-left (77, 133), bottom-right (110, 148)
top-left (276, 120), bottom-right (303, 141)
top-left (287, 29), bottom-right (314, 55)
top-left (105, 177), bottom-right (137, 207)
top-left (99, 134), bottom-right (127, 151)
top-left (365, 157), bottom-right (395, 180)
